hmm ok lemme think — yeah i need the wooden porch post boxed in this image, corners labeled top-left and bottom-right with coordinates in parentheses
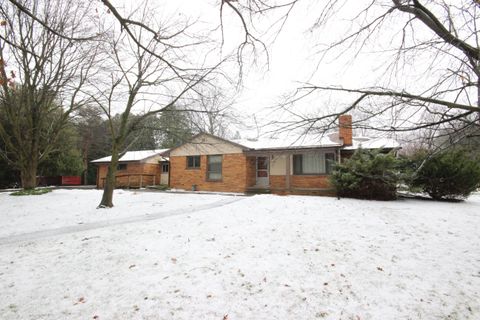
top-left (140, 175), bottom-right (143, 188)
top-left (286, 154), bottom-right (291, 192)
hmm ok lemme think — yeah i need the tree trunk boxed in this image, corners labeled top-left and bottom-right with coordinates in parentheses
top-left (20, 160), bottom-right (38, 189)
top-left (82, 152), bottom-right (88, 185)
top-left (477, 74), bottom-right (480, 121)
top-left (98, 148), bottom-right (119, 208)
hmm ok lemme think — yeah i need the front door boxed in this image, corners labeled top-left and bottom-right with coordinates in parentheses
top-left (256, 156), bottom-right (269, 187)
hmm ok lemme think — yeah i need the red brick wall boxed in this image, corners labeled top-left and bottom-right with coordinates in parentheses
top-left (270, 175), bottom-right (286, 190)
top-left (291, 175), bottom-right (332, 189)
top-left (96, 163), bottom-right (161, 188)
top-left (170, 153), bottom-right (249, 193)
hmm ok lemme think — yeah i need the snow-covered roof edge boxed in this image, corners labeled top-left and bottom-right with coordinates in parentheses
top-left (91, 149), bottom-right (170, 163)
top-left (170, 132), bottom-right (400, 154)
top-left (343, 137), bottom-right (401, 151)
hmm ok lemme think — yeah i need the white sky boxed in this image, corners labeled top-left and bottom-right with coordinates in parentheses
top-left (98, 0), bottom-right (473, 140)
top-left (154, 0), bottom-right (374, 128)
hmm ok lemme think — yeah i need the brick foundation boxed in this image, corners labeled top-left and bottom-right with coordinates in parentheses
top-left (269, 174), bottom-right (335, 196)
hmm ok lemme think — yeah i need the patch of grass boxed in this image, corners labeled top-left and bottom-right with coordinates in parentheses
top-left (10, 188), bottom-right (52, 196)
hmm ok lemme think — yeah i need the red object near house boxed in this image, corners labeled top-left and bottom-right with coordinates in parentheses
top-left (60, 176), bottom-right (82, 185)
top-left (37, 176), bottom-right (82, 186)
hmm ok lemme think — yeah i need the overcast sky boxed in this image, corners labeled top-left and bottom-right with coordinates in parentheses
top-left (154, 0), bottom-right (378, 133)
top-left (106, 0), bottom-right (471, 140)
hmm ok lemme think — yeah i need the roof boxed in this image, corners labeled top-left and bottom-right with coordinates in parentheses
top-left (169, 131), bottom-right (400, 154)
top-left (343, 137), bottom-right (401, 150)
top-left (91, 149), bottom-right (170, 163)
top-left (168, 132), bottom-right (250, 153)
top-left (232, 133), bottom-right (343, 150)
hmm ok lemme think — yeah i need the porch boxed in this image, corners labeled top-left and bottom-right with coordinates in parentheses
top-left (244, 149), bottom-right (338, 196)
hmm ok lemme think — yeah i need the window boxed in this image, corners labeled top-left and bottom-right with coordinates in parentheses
top-left (325, 153), bottom-right (335, 174)
top-left (207, 155), bottom-right (222, 181)
top-left (187, 156), bottom-right (201, 169)
top-left (117, 163), bottom-right (127, 171)
top-left (162, 163), bottom-right (169, 173)
top-left (293, 152), bottom-right (335, 175)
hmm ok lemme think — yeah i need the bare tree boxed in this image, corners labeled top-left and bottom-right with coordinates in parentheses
top-left (220, 0), bottom-right (480, 141)
top-left (74, 105), bottom-right (109, 185)
top-left (0, 0), bottom-right (98, 189)
top-left (91, 4), bottom-right (221, 208)
top-left (186, 86), bottom-right (240, 138)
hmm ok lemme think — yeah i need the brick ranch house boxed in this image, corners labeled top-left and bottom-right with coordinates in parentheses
top-left (92, 149), bottom-right (170, 189)
top-left (169, 115), bottom-right (399, 195)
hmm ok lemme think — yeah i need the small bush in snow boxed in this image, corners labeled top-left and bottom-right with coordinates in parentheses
top-left (10, 188), bottom-right (52, 196)
top-left (411, 148), bottom-right (480, 200)
top-left (331, 149), bottom-right (400, 200)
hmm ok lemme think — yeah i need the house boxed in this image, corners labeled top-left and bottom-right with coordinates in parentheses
top-left (169, 115), bottom-right (399, 195)
top-left (92, 149), bottom-right (170, 189)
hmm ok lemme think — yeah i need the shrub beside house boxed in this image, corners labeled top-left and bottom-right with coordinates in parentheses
top-left (330, 149), bottom-right (401, 200)
top-left (410, 148), bottom-right (480, 200)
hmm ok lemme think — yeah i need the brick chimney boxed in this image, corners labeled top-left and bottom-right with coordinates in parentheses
top-left (338, 114), bottom-right (352, 146)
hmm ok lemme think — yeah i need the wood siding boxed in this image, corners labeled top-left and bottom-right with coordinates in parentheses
top-left (96, 163), bottom-right (163, 188)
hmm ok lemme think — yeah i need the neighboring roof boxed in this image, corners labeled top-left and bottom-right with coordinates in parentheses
top-left (232, 133), bottom-right (343, 151)
top-left (91, 149), bottom-right (170, 163)
top-left (343, 137), bottom-right (401, 150)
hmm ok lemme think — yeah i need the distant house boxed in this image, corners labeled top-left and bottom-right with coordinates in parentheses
top-left (92, 149), bottom-right (170, 189)
top-left (169, 115), bottom-right (399, 195)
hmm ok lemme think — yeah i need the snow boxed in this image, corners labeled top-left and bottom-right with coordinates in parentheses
top-left (1, 190), bottom-right (479, 319)
top-left (91, 149), bottom-right (169, 163)
top-left (233, 133), bottom-right (342, 150)
top-left (344, 136), bottom-right (401, 150)
top-left (0, 189), bottom-right (230, 238)
top-left (232, 133), bottom-right (399, 151)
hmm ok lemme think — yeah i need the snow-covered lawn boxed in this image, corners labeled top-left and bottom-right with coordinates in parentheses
top-left (0, 190), bottom-right (479, 319)
top-left (0, 189), bottom-right (233, 238)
